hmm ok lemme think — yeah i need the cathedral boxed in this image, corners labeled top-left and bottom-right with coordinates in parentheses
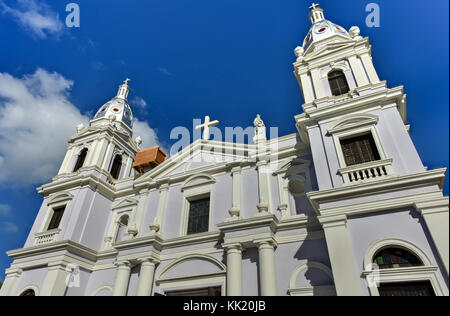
top-left (0, 4), bottom-right (448, 296)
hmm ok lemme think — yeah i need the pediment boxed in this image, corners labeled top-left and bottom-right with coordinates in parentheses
top-left (305, 38), bottom-right (355, 59)
top-left (47, 191), bottom-right (74, 205)
top-left (157, 254), bottom-right (226, 282)
top-left (182, 174), bottom-right (216, 191)
top-left (112, 197), bottom-right (139, 210)
top-left (135, 139), bottom-right (249, 183)
top-left (328, 114), bottom-right (379, 134)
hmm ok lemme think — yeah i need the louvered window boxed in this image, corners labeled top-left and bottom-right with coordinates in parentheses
top-left (328, 70), bottom-right (350, 96)
top-left (340, 133), bottom-right (380, 166)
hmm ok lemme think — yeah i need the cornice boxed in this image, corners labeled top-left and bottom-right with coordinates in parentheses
top-left (7, 240), bottom-right (99, 262)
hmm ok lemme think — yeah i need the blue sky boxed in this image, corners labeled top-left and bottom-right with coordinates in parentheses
top-left (0, 0), bottom-right (448, 280)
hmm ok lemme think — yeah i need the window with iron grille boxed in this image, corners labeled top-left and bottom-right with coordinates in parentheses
top-left (328, 70), bottom-right (350, 96)
top-left (340, 133), bottom-right (381, 166)
top-left (187, 198), bottom-right (210, 235)
top-left (47, 206), bottom-right (65, 230)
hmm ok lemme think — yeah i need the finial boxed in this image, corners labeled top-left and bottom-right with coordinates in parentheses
top-left (309, 3), bottom-right (320, 10)
top-left (124, 78), bottom-right (131, 85)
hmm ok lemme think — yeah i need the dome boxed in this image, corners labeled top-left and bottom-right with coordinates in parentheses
top-left (93, 79), bottom-right (134, 128)
top-left (302, 4), bottom-right (351, 51)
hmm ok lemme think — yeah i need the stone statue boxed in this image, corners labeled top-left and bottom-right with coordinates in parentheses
top-left (253, 114), bottom-right (266, 144)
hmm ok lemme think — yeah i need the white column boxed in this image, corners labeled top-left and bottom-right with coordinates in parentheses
top-left (101, 141), bottom-right (115, 171)
top-left (310, 68), bottom-right (326, 99)
top-left (299, 72), bottom-right (315, 103)
top-left (319, 215), bottom-right (363, 296)
top-left (415, 199), bottom-right (449, 276)
top-left (225, 244), bottom-right (243, 296)
top-left (136, 259), bottom-right (156, 296)
top-left (360, 53), bottom-right (380, 84)
top-left (92, 138), bottom-right (108, 168)
top-left (348, 55), bottom-right (369, 87)
top-left (112, 261), bottom-right (132, 296)
top-left (41, 262), bottom-right (71, 296)
top-left (256, 161), bottom-right (272, 215)
top-left (256, 240), bottom-right (277, 296)
top-left (0, 268), bottom-right (22, 296)
top-left (58, 147), bottom-right (75, 175)
top-left (228, 166), bottom-right (242, 220)
top-left (150, 184), bottom-right (169, 233)
top-left (125, 155), bottom-right (133, 177)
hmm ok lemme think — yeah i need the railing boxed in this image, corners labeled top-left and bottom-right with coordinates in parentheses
top-left (338, 158), bottom-right (393, 184)
top-left (34, 228), bottom-right (61, 245)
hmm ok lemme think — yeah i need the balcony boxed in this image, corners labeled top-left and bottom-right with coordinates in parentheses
top-left (34, 228), bottom-right (61, 245)
top-left (338, 158), bottom-right (394, 184)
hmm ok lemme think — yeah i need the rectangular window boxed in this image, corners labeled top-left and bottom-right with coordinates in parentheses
top-left (187, 198), bottom-right (210, 235)
top-left (340, 133), bottom-right (380, 166)
top-left (47, 206), bottom-right (65, 230)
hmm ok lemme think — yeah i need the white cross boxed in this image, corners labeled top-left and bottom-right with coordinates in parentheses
top-left (124, 78), bottom-right (131, 85)
top-left (309, 3), bottom-right (319, 10)
top-left (195, 115), bottom-right (219, 141)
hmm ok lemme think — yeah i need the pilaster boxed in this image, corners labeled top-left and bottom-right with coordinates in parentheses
top-left (415, 198), bottom-right (449, 276)
top-left (318, 215), bottom-right (363, 296)
top-left (0, 268), bottom-right (22, 296)
top-left (40, 262), bottom-right (72, 296)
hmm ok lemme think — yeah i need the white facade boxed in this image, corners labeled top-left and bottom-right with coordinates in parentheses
top-left (0, 5), bottom-right (448, 296)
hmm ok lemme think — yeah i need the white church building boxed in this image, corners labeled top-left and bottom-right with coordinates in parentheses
top-left (0, 4), bottom-right (448, 296)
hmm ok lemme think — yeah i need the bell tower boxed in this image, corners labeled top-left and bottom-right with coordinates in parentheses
top-left (56, 79), bottom-right (141, 182)
top-left (293, 4), bottom-right (449, 296)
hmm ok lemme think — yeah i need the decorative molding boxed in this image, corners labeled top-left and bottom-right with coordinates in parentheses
top-left (90, 285), bottom-right (113, 296)
top-left (47, 191), bottom-right (74, 205)
top-left (327, 113), bottom-right (379, 134)
top-left (157, 254), bottom-right (226, 282)
top-left (16, 284), bottom-right (40, 297)
top-left (363, 238), bottom-right (433, 269)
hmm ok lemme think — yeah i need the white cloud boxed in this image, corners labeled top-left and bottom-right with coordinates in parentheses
top-left (131, 96), bottom-right (147, 108)
top-left (0, 0), bottom-right (63, 39)
top-left (0, 204), bottom-right (11, 217)
top-left (133, 118), bottom-right (158, 149)
top-left (1, 221), bottom-right (19, 233)
top-left (0, 68), bottom-right (160, 186)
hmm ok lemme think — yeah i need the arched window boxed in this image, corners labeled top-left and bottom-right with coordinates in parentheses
top-left (110, 155), bottom-right (122, 180)
top-left (115, 214), bottom-right (129, 243)
top-left (20, 289), bottom-right (36, 296)
top-left (373, 248), bottom-right (423, 269)
top-left (328, 70), bottom-right (350, 96)
top-left (73, 148), bottom-right (88, 172)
